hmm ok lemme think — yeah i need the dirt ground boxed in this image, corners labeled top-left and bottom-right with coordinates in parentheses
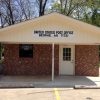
top-left (0, 88), bottom-right (100, 100)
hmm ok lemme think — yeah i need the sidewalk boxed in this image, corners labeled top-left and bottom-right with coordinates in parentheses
top-left (0, 76), bottom-right (100, 88)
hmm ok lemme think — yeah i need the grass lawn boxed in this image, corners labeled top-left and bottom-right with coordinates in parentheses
top-left (0, 58), bottom-right (4, 64)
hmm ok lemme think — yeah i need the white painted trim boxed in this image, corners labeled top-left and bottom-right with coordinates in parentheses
top-left (73, 45), bottom-right (75, 75)
top-left (52, 43), bottom-right (54, 81)
top-left (59, 45), bottom-right (61, 75)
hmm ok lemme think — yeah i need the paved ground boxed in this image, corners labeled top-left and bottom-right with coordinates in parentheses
top-left (0, 88), bottom-right (100, 100)
top-left (0, 76), bottom-right (100, 87)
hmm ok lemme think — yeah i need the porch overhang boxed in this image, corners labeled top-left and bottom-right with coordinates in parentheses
top-left (0, 12), bottom-right (100, 45)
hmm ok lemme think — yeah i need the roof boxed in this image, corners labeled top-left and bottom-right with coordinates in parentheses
top-left (0, 12), bottom-right (100, 44)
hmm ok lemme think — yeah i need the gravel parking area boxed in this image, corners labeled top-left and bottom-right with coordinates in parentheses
top-left (0, 88), bottom-right (100, 100)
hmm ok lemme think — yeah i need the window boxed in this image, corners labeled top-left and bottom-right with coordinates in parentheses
top-left (19, 44), bottom-right (33, 58)
top-left (63, 48), bottom-right (71, 61)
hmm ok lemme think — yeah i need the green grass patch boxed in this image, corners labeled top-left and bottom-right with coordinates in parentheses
top-left (0, 59), bottom-right (4, 64)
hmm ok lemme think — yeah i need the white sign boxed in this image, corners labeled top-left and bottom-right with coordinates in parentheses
top-left (34, 30), bottom-right (73, 37)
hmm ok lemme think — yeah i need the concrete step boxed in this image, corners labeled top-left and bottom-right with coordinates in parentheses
top-left (74, 85), bottom-right (100, 89)
top-left (0, 82), bottom-right (35, 88)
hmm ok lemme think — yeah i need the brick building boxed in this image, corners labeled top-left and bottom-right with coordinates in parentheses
top-left (0, 12), bottom-right (100, 80)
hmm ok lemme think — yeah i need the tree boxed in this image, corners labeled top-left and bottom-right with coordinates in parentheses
top-left (16, 0), bottom-right (34, 20)
top-left (80, 0), bottom-right (100, 27)
top-left (0, 0), bottom-right (16, 25)
top-left (0, 0), bottom-right (99, 27)
top-left (88, 0), bottom-right (100, 27)
top-left (51, 0), bottom-right (86, 17)
top-left (36, 0), bottom-right (48, 16)
top-left (0, 0), bottom-right (35, 27)
top-left (51, 0), bottom-right (100, 27)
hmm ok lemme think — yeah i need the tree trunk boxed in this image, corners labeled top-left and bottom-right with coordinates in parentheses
top-left (39, 0), bottom-right (48, 16)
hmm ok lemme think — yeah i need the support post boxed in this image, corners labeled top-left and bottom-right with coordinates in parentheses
top-left (0, 43), bottom-right (1, 60)
top-left (52, 43), bottom-right (54, 81)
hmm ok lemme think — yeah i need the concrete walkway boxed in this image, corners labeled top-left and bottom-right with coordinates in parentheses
top-left (0, 76), bottom-right (100, 88)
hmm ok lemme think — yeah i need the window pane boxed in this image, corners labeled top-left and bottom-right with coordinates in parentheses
top-left (19, 44), bottom-right (33, 58)
top-left (69, 53), bottom-right (71, 56)
top-left (63, 48), bottom-right (71, 61)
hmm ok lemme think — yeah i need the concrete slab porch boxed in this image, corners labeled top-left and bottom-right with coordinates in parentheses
top-left (0, 76), bottom-right (100, 88)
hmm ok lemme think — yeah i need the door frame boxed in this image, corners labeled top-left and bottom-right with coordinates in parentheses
top-left (59, 45), bottom-right (75, 75)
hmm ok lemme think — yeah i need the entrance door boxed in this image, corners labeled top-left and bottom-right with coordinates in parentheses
top-left (59, 45), bottom-right (74, 75)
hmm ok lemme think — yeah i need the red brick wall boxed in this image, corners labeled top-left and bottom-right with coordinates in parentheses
top-left (75, 45), bottom-right (99, 76)
top-left (3, 44), bottom-right (59, 75)
top-left (3, 44), bottom-right (99, 76)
